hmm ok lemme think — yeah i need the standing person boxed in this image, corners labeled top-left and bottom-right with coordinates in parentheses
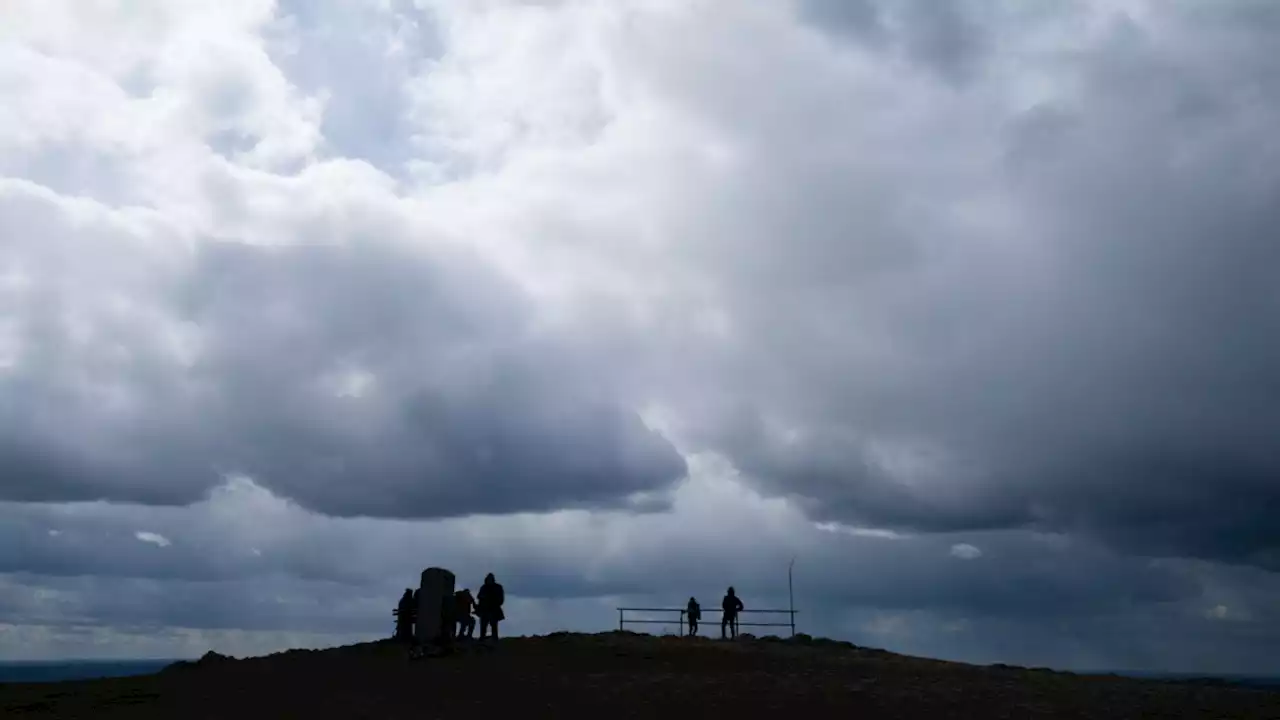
top-left (686, 597), bottom-right (701, 637)
top-left (476, 573), bottom-right (505, 640)
top-left (721, 587), bottom-right (744, 639)
top-left (455, 588), bottom-right (477, 639)
top-left (395, 588), bottom-right (414, 641)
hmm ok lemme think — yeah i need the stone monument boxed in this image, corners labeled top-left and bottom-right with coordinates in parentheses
top-left (415, 567), bottom-right (456, 648)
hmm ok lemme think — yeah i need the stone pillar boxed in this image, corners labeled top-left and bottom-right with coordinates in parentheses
top-left (416, 567), bottom-right (456, 646)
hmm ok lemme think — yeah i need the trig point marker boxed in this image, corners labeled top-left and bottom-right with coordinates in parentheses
top-left (416, 567), bottom-right (457, 653)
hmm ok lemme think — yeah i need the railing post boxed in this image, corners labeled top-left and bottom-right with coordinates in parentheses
top-left (679, 610), bottom-right (684, 637)
top-left (788, 556), bottom-right (796, 637)
top-left (619, 608), bottom-right (624, 632)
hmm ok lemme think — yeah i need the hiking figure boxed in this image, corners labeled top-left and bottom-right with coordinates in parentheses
top-left (455, 588), bottom-right (476, 639)
top-left (395, 588), bottom-right (414, 641)
top-left (721, 587), bottom-right (744, 639)
top-left (686, 597), bottom-right (701, 636)
top-left (476, 573), bottom-right (506, 640)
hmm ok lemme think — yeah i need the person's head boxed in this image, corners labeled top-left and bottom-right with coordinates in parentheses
top-left (727, 586), bottom-right (735, 595)
top-left (485, 573), bottom-right (495, 584)
top-left (689, 596), bottom-right (696, 604)
top-left (403, 588), bottom-right (412, 596)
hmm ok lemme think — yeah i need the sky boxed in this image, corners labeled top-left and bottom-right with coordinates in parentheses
top-left (1, 0), bottom-right (1279, 674)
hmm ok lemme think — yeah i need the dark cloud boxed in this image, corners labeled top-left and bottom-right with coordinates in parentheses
top-left (0, 193), bottom-right (686, 517)
top-left (0, 488), bottom-right (1202, 629)
top-left (630, 0), bottom-right (1280, 572)
top-left (799, 0), bottom-right (990, 83)
top-left (799, 0), bottom-right (884, 42)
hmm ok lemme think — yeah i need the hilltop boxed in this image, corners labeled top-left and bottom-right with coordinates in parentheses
top-left (2, 632), bottom-right (1277, 718)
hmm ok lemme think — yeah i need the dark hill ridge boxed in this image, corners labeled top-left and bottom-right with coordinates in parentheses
top-left (3, 632), bottom-right (1277, 718)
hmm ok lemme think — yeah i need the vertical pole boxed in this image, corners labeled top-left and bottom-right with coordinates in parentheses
top-left (679, 610), bottom-right (684, 637)
top-left (619, 608), bottom-right (623, 632)
top-left (788, 556), bottom-right (796, 637)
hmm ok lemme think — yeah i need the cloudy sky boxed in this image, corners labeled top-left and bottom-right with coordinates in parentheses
top-left (2, 0), bottom-right (1279, 674)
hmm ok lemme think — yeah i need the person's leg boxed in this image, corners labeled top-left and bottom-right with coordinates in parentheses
top-left (479, 617), bottom-right (489, 639)
top-left (721, 616), bottom-right (728, 639)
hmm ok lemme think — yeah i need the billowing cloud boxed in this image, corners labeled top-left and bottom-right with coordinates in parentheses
top-left (1, 0), bottom-right (1279, 674)
top-left (0, 173), bottom-right (686, 517)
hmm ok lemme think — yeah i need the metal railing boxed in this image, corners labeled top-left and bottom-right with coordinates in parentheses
top-left (617, 607), bottom-right (797, 637)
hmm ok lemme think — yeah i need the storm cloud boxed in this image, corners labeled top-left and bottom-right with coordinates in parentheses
top-left (1, 0), bottom-right (1278, 673)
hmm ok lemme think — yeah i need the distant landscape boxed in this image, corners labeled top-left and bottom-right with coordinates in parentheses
top-left (0, 660), bottom-right (177, 684)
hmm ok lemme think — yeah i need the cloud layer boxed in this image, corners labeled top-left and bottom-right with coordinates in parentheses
top-left (2, 0), bottom-right (1278, 673)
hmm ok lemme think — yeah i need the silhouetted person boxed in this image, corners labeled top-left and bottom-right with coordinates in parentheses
top-left (395, 588), bottom-right (414, 641)
top-left (721, 587), bottom-right (744, 639)
top-left (477, 573), bottom-right (505, 640)
top-left (686, 597), bottom-right (701, 636)
top-left (455, 588), bottom-right (476, 639)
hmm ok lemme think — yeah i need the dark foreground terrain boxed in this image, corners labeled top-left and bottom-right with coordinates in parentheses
top-left (3, 632), bottom-right (1277, 719)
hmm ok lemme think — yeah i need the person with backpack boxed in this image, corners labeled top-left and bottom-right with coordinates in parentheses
top-left (686, 597), bottom-right (702, 636)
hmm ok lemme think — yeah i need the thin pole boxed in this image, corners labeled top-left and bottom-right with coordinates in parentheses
top-left (619, 608), bottom-right (623, 632)
top-left (788, 556), bottom-right (796, 637)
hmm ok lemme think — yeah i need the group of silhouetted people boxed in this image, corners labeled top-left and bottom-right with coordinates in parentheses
top-left (395, 572), bottom-right (506, 643)
top-left (396, 577), bottom-right (752, 643)
top-left (686, 586), bottom-right (745, 639)
top-left (455, 572), bottom-right (506, 640)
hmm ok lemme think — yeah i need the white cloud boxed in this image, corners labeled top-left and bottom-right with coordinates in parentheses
top-left (135, 531), bottom-right (172, 548)
top-left (814, 522), bottom-right (909, 540)
top-left (950, 544), bottom-right (982, 560)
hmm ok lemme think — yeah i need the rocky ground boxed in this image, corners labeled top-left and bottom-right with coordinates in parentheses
top-left (3, 632), bottom-right (1278, 719)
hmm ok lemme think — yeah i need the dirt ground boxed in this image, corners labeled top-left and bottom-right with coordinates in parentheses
top-left (3, 632), bottom-right (1278, 719)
